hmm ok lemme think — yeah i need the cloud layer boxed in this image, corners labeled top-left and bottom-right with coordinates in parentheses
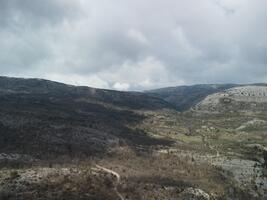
top-left (0, 0), bottom-right (266, 90)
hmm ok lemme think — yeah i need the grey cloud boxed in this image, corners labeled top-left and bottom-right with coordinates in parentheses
top-left (0, 0), bottom-right (81, 28)
top-left (0, 0), bottom-right (267, 90)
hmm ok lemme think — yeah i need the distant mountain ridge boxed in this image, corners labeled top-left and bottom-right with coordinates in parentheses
top-left (1, 76), bottom-right (267, 112)
top-left (145, 83), bottom-right (267, 111)
top-left (145, 84), bottom-right (239, 111)
top-left (0, 76), bottom-right (267, 158)
top-left (0, 76), bottom-right (173, 110)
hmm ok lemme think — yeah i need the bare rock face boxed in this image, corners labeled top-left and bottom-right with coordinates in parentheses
top-left (178, 187), bottom-right (210, 200)
top-left (194, 86), bottom-right (267, 113)
top-left (226, 86), bottom-right (267, 102)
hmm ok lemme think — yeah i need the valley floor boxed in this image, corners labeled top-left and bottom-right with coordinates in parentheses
top-left (1, 110), bottom-right (267, 200)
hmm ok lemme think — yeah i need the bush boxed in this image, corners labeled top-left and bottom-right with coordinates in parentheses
top-left (9, 170), bottom-right (20, 180)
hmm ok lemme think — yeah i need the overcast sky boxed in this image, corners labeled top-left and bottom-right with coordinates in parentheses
top-left (0, 0), bottom-right (266, 90)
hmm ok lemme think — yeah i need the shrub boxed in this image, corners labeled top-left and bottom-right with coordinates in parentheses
top-left (9, 170), bottom-right (20, 180)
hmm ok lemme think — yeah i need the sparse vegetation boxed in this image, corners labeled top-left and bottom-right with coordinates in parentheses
top-left (0, 77), bottom-right (266, 199)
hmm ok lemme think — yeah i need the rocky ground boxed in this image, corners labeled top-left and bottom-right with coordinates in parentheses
top-left (138, 109), bottom-right (267, 199)
top-left (195, 86), bottom-right (267, 113)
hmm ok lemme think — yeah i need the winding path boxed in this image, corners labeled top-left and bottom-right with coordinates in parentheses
top-left (95, 165), bottom-right (124, 200)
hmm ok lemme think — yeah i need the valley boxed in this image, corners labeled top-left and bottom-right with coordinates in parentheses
top-left (0, 77), bottom-right (266, 199)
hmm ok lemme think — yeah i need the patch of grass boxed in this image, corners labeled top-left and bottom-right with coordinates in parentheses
top-left (176, 134), bottom-right (203, 144)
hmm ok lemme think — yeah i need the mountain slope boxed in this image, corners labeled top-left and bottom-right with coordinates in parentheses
top-left (145, 84), bottom-right (238, 111)
top-left (0, 76), bottom-right (173, 158)
top-left (0, 76), bottom-right (173, 110)
top-left (195, 85), bottom-right (267, 113)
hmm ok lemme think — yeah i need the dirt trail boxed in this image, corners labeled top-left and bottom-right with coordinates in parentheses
top-left (95, 165), bottom-right (124, 200)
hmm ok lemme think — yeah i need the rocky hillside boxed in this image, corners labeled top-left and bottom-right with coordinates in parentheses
top-left (195, 85), bottom-right (267, 113)
top-left (146, 84), bottom-right (238, 111)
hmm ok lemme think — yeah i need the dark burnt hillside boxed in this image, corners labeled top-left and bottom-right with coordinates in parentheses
top-left (0, 76), bottom-right (173, 158)
top-left (0, 76), bottom-right (173, 110)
